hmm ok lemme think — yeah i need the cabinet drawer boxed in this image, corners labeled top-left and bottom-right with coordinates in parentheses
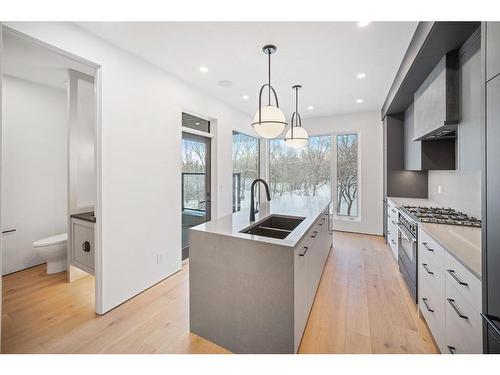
top-left (419, 260), bottom-right (445, 296)
top-left (71, 219), bottom-right (95, 274)
top-left (445, 252), bottom-right (481, 311)
top-left (418, 228), bottom-right (445, 271)
top-left (419, 275), bottom-right (446, 352)
top-left (445, 280), bottom-right (482, 354)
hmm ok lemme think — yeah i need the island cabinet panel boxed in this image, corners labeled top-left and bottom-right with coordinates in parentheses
top-left (189, 198), bottom-right (332, 354)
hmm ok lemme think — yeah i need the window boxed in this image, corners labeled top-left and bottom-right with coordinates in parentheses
top-left (335, 134), bottom-right (358, 218)
top-left (182, 112), bottom-right (210, 133)
top-left (232, 131), bottom-right (260, 212)
top-left (269, 135), bottom-right (331, 199)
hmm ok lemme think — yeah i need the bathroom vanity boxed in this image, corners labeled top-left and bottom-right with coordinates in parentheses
top-left (70, 212), bottom-right (96, 275)
top-left (189, 196), bottom-right (332, 353)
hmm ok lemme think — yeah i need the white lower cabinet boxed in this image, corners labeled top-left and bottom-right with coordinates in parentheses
top-left (294, 209), bottom-right (332, 353)
top-left (387, 199), bottom-right (399, 260)
top-left (418, 227), bottom-right (482, 354)
top-left (71, 218), bottom-right (95, 274)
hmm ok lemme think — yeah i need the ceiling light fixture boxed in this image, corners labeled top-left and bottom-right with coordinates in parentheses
top-left (242, 95), bottom-right (249, 100)
top-left (285, 85), bottom-right (308, 149)
top-left (199, 66), bottom-right (208, 73)
top-left (356, 99), bottom-right (364, 103)
top-left (356, 72), bottom-right (366, 79)
top-left (357, 21), bottom-right (371, 27)
top-left (307, 105), bottom-right (314, 110)
top-left (251, 45), bottom-right (287, 139)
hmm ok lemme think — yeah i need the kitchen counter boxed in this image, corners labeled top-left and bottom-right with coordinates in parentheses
top-left (191, 195), bottom-right (331, 247)
top-left (387, 196), bottom-right (481, 279)
top-left (70, 211), bottom-right (96, 223)
top-left (420, 222), bottom-right (481, 279)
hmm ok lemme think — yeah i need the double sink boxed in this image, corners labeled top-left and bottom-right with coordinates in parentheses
top-left (240, 214), bottom-right (305, 239)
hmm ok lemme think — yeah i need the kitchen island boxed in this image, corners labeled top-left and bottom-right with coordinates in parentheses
top-left (189, 196), bottom-right (332, 353)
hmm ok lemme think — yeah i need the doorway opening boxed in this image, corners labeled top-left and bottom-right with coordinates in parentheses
top-left (1, 27), bottom-right (102, 351)
top-left (181, 113), bottom-right (212, 260)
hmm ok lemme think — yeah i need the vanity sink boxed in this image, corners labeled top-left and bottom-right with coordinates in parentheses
top-left (240, 214), bottom-right (305, 239)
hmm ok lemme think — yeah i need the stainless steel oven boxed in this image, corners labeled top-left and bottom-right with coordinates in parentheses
top-left (398, 209), bottom-right (418, 303)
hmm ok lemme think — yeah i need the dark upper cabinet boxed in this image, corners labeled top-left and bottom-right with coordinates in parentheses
top-left (404, 103), bottom-right (422, 170)
top-left (486, 22), bottom-right (500, 81)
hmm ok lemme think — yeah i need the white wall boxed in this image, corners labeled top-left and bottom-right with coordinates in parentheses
top-left (4, 22), bottom-right (252, 313)
top-left (304, 111), bottom-right (383, 235)
top-left (1, 76), bottom-right (68, 275)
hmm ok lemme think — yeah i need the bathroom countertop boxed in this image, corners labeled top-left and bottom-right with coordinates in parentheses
top-left (70, 212), bottom-right (96, 223)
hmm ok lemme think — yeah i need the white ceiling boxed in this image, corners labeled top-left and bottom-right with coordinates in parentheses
top-left (76, 21), bottom-right (417, 118)
top-left (2, 29), bottom-right (95, 90)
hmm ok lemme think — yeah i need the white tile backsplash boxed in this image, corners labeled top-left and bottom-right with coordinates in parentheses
top-left (428, 170), bottom-right (481, 218)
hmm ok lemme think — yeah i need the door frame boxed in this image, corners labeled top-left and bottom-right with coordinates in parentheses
top-left (0, 25), bottom-right (104, 315)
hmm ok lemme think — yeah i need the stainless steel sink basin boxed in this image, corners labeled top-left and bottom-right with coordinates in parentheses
top-left (240, 214), bottom-right (305, 239)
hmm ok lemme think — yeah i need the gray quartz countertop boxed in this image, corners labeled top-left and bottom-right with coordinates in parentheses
top-left (387, 196), bottom-right (481, 279)
top-left (70, 212), bottom-right (96, 223)
top-left (421, 222), bottom-right (481, 279)
top-left (190, 196), bottom-right (331, 248)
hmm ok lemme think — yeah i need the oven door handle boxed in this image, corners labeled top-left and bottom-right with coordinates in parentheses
top-left (397, 224), bottom-right (416, 243)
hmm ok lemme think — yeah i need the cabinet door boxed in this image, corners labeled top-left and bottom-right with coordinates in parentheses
top-left (71, 219), bottom-right (95, 274)
top-left (404, 103), bottom-right (422, 170)
top-left (486, 76), bottom-right (500, 323)
top-left (486, 22), bottom-right (500, 82)
top-left (294, 239), bottom-right (309, 352)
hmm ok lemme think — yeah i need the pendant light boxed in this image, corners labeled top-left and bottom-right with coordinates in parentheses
top-left (285, 85), bottom-right (309, 149)
top-left (251, 45), bottom-right (287, 139)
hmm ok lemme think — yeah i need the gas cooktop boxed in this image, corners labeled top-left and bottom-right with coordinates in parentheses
top-left (401, 205), bottom-right (481, 228)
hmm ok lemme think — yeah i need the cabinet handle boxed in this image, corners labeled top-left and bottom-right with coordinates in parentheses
top-left (447, 345), bottom-right (456, 354)
top-left (392, 209), bottom-right (396, 213)
top-left (299, 247), bottom-right (309, 256)
top-left (82, 241), bottom-right (91, 252)
top-left (387, 231), bottom-right (391, 235)
top-left (311, 231), bottom-right (318, 238)
top-left (422, 242), bottom-right (434, 252)
top-left (422, 298), bottom-right (434, 312)
top-left (447, 269), bottom-right (469, 287)
top-left (391, 220), bottom-right (396, 225)
top-left (319, 222), bottom-right (323, 226)
top-left (391, 239), bottom-right (396, 245)
top-left (422, 263), bottom-right (434, 275)
top-left (447, 298), bottom-right (468, 320)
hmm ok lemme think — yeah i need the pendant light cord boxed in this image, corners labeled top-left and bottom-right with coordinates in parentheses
top-left (268, 50), bottom-right (271, 106)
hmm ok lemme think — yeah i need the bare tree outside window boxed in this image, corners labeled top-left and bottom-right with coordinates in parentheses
top-left (269, 135), bottom-right (331, 199)
top-left (232, 132), bottom-right (259, 212)
top-left (336, 134), bottom-right (358, 217)
top-left (182, 138), bottom-right (206, 211)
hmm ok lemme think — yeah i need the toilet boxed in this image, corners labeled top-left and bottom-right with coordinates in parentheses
top-left (33, 233), bottom-right (68, 274)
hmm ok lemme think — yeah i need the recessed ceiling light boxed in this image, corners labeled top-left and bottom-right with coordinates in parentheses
top-left (357, 21), bottom-right (371, 27)
top-left (218, 79), bottom-right (233, 87)
top-left (307, 106), bottom-right (314, 110)
top-left (356, 99), bottom-right (364, 104)
top-left (356, 72), bottom-right (366, 79)
top-left (199, 66), bottom-right (208, 73)
top-left (195, 122), bottom-right (200, 125)
top-left (242, 95), bottom-right (249, 100)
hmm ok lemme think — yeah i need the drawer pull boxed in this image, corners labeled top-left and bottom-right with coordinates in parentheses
top-left (392, 220), bottom-right (396, 225)
top-left (447, 269), bottom-right (469, 287)
top-left (422, 298), bottom-right (434, 312)
top-left (391, 239), bottom-right (396, 245)
top-left (447, 298), bottom-right (468, 320)
top-left (422, 242), bottom-right (434, 252)
top-left (311, 231), bottom-right (318, 238)
top-left (319, 222), bottom-right (323, 226)
top-left (392, 209), bottom-right (396, 213)
top-left (299, 247), bottom-right (309, 256)
top-left (82, 241), bottom-right (91, 252)
top-left (447, 345), bottom-right (456, 354)
top-left (422, 263), bottom-right (434, 275)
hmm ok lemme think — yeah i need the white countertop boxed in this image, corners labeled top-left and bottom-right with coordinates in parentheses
top-left (190, 196), bottom-right (331, 248)
top-left (387, 196), bottom-right (481, 279)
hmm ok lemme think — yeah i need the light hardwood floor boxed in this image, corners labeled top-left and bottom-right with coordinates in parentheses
top-left (1, 232), bottom-right (438, 354)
